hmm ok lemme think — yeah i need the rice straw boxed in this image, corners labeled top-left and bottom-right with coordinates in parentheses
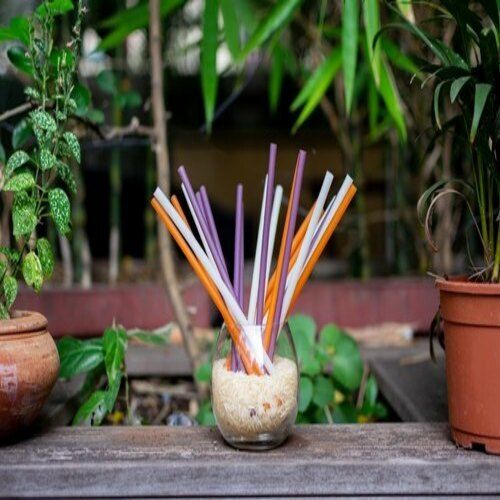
top-left (151, 198), bottom-right (262, 375)
top-left (264, 150), bottom-right (306, 356)
top-left (255, 144), bottom-right (277, 324)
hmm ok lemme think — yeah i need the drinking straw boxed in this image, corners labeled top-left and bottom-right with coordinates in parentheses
top-left (178, 167), bottom-right (233, 292)
top-left (151, 198), bottom-right (262, 375)
top-left (154, 188), bottom-right (273, 374)
top-left (200, 186), bottom-right (228, 277)
top-left (311, 194), bottom-right (337, 248)
top-left (232, 184), bottom-right (244, 371)
top-left (264, 150), bottom-right (306, 355)
top-left (286, 183), bottom-right (357, 317)
top-left (255, 143), bottom-right (277, 324)
top-left (278, 171), bottom-right (334, 325)
top-left (196, 191), bottom-right (208, 225)
top-left (171, 195), bottom-right (189, 225)
top-left (264, 202), bottom-right (316, 313)
top-left (247, 176), bottom-right (268, 324)
top-left (264, 185), bottom-right (283, 296)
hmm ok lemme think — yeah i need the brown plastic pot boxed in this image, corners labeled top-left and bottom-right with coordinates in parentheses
top-left (0, 311), bottom-right (59, 440)
top-left (436, 278), bottom-right (500, 454)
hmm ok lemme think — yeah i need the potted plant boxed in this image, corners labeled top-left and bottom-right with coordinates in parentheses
top-left (0, 0), bottom-right (84, 438)
top-left (390, 1), bottom-right (499, 452)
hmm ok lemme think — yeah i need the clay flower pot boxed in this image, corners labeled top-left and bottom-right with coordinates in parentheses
top-left (436, 278), bottom-right (500, 454)
top-left (0, 311), bottom-right (59, 439)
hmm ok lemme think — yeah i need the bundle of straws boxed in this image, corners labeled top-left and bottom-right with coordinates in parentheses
top-left (151, 145), bottom-right (356, 377)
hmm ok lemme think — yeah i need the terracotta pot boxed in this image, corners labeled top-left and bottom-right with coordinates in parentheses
top-left (0, 311), bottom-right (59, 439)
top-left (436, 278), bottom-right (500, 454)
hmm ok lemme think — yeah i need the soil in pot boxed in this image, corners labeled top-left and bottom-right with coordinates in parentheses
top-left (437, 278), bottom-right (500, 454)
top-left (0, 311), bottom-right (59, 440)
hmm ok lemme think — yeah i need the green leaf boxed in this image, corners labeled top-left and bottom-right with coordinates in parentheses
top-left (381, 37), bottom-right (420, 78)
top-left (470, 83), bottom-right (492, 143)
top-left (7, 46), bottom-right (33, 75)
top-left (433, 80), bottom-right (447, 130)
top-left (364, 375), bottom-right (378, 407)
top-left (116, 91), bottom-right (142, 109)
top-left (40, 148), bottom-right (57, 171)
top-left (6, 151), bottom-right (30, 176)
top-left (56, 162), bottom-right (77, 194)
top-left (269, 44), bottom-right (284, 113)
top-left (0, 142), bottom-right (5, 164)
top-left (104, 373), bottom-right (122, 413)
top-left (57, 337), bottom-right (104, 379)
top-left (22, 251), bottom-right (43, 292)
top-left (96, 70), bottom-right (117, 95)
top-left (72, 390), bottom-right (107, 426)
top-left (333, 402), bottom-right (357, 423)
top-left (291, 47), bottom-right (342, 132)
top-left (220, 0), bottom-right (240, 59)
top-left (378, 58), bottom-right (406, 142)
top-left (3, 275), bottom-right (18, 309)
top-left (197, 400), bottom-right (216, 426)
top-left (363, 0), bottom-right (380, 86)
top-left (36, 237), bottom-right (55, 278)
top-left (195, 361), bottom-right (212, 383)
top-left (341, 0), bottom-right (359, 114)
top-left (0, 247), bottom-right (20, 261)
top-left (129, 327), bottom-right (172, 345)
top-left (312, 375), bottom-right (334, 407)
top-left (30, 110), bottom-right (57, 134)
top-left (36, 0), bottom-right (74, 17)
top-left (201, 0), bottom-right (219, 132)
top-left (449, 76), bottom-right (471, 103)
top-left (319, 323), bottom-right (343, 356)
top-left (288, 314), bottom-right (316, 362)
top-left (63, 132), bottom-right (81, 163)
top-left (239, 0), bottom-right (302, 60)
top-left (0, 16), bottom-right (30, 45)
top-left (71, 83), bottom-right (91, 115)
top-left (298, 376), bottom-right (313, 412)
top-left (98, 0), bottom-right (185, 51)
top-left (12, 119), bottom-right (33, 149)
top-left (331, 332), bottom-right (364, 391)
top-left (48, 188), bottom-right (71, 235)
top-left (0, 303), bottom-right (9, 320)
top-left (12, 192), bottom-right (37, 237)
top-left (103, 326), bottom-right (127, 386)
top-left (4, 172), bottom-right (35, 192)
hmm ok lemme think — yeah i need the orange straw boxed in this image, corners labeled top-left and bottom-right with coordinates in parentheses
top-left (151, 198), bottom-right (262, 375)
top-left (264, 202), bottom-right (316, 312)
top-left (286, 185), bottom-right (357, 315)
top-left (263, 166), bottom-right (298, 351)
top-left (171, 195), bottom-right (189, 226)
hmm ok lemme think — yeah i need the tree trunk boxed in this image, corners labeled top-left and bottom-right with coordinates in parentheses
top-left (148, 0), bottom-right (202, 390)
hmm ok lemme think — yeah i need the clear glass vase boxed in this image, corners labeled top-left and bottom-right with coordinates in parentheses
top-left (211, 322), bottom-right (299, 450)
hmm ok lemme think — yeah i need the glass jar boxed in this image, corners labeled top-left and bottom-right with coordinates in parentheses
top-left (211, 322), bottom-right (299, 450)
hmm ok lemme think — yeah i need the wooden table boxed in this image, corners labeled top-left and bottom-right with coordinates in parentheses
top-left (1, 424), bottom-right (499, 497)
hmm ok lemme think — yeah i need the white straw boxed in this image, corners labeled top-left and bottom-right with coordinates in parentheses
top-left (247, 176), bottom-right (268, 324)
top-left (264, 185), bottom-right (283, 296)
top-left (279, 171), bottom-right (334, 325)
top-left (154, 187), bottom-right (273, 373)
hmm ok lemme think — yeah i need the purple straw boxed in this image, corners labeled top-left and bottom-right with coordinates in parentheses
top-left (200, 186), bottom-right (228, 277)
top-left (178, 166), bottom-right (234, 294)
top-left (268, 150), bottom-right (306, 359)
top-left (196, 191), bottom-right (208, 225)
top-left (255, 143), bottom-right (277, 324)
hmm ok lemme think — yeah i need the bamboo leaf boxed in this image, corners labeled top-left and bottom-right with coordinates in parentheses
top-left (381, 38), bottom-right (421, 78)
top-left (378, 58), bottom-right (406, 141)
top-left (220, 0), bottom-right (240, 59)
top-left (239, 0), bottom-right (302, 60)
top-left (341, 0), bottom-right (359, 114)
top-left (450, 76), bottom-right (471, 103)
top-left (470, 83), bottom-right (492, 143)
top-left (363, 0), bottom-right (381, 86)
top-left (433, 80), bottom-right (447, 130)
top-left (269, 44), bottom-right (284, 113)
top-left (201, 0), bottom-right (219, 133)
top-left (291, 48), bottom-right (342, 132)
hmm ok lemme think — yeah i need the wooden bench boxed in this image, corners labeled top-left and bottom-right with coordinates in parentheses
top-left (1, 423), bottom-right (499, 497)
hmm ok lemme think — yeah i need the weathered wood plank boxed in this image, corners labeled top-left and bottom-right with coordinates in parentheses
top-left (1, 424), bottom-right (499, 498)
top-left (367, 343), bottom-right (448, 422)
